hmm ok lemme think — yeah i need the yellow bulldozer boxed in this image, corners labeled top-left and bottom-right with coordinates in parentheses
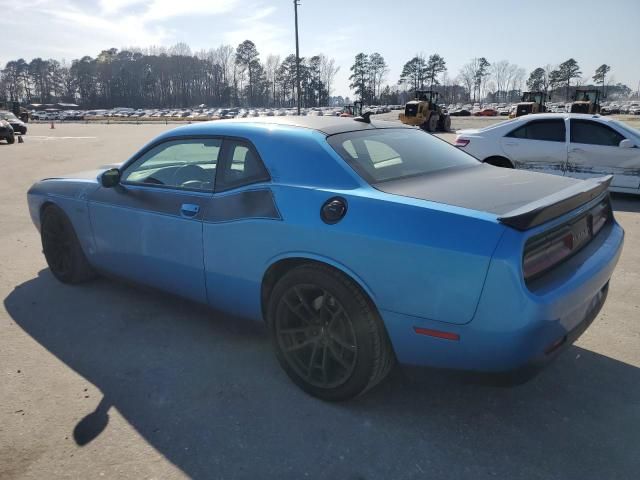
top-left (570, 89), bottom-right (601, 114)
top-left (399, 90), bottom-right (451, 132)
top-left (510, 91), bottom-right (547, 118)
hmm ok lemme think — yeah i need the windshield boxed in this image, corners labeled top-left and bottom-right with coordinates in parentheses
top-left (327, 128), bottom-right (478, 184)
top-left (576, 91), bottom-right (597, 102)
top-left (0, 111), bottom-right (18, 121)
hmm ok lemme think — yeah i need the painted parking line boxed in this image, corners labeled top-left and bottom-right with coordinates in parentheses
top-left (26, 136), bottom-right (98, 140)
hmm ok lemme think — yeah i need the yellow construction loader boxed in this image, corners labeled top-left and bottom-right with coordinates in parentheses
top-left (399, 90), bottom-right (451, 132)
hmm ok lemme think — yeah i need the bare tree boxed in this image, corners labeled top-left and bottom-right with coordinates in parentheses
top-left (265, 54), bottom-right (281, 106)
top-left (458, 62), bottom-right (476, 101)
top-left (490, 60), bottom-right (509, 102)
top-left (319, 54), bottom-right (340, 100)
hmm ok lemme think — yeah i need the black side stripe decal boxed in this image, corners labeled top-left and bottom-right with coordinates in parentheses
top-left (89, 186), bottom-right (281, 223)
top-left (203, 189), bottom-right (281, 223)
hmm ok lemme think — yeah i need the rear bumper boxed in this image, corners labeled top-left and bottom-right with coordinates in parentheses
top-left (491, 281), bottom-right (608, 384)
top-left (381, 220), bottom-right (624, 375)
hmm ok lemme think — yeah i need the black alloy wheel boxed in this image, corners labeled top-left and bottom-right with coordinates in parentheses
top-left (275, 284), bottom-right (358, 389)
top-left (268, 264), bottom-right (395, 401)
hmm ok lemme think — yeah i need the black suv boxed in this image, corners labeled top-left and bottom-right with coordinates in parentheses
top-left (0, 110), bottom-right (27, 135)
top-left (0, 119), bottom-right (14, 144)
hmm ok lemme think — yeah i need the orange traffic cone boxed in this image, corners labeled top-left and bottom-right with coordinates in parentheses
top-left (50, 121), bottom-right (55, 129)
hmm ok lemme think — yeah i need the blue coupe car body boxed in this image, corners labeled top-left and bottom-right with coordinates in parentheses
top-left (27, 117), bottom-right (624, 382)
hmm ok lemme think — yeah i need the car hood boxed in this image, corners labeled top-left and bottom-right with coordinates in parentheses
top-left (374, 163), bottom-right (581, 216)
top-left (42, 163), bottom-right (122, 182)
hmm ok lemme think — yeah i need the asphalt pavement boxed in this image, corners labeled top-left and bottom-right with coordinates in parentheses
top-left (1, 122), bottom-right (639, 480)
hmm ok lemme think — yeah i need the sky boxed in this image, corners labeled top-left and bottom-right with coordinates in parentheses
top-left (1, 0), bottom-right (639, 98)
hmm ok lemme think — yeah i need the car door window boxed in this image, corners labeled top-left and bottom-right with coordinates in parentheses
top-left (506, 119), bottom-right (566, 142)
top-left (570, 120), bottom-right (625, 147)
top-left (216, 139), bottom-right (270, 191)
top-left (122, 139), bottom-right (221, 191)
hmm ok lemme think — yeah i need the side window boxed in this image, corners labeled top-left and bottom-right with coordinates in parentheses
top-left (570, 120), bottom-right (625, 147)
top-left (122, 139), bottom-right (221, 191)
top-left (506, 120), bottom-right (566, 142)
top-left (216, 139), bottom-right (270, 191)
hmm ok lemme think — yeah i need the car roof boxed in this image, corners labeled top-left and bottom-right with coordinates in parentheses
top-left (168, 116), bottom-right (413, 136)
top-left (511, 113), bottom-right (612, 123)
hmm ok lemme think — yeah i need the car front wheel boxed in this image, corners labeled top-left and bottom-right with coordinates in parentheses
top-left (268, 264), bottom-right (395, 401)
top-left (41, 205), bottom-right (96, 284)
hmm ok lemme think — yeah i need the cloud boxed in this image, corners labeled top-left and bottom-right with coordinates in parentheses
top-left (39, 2), bottom-right (169, 49)
top-left (96, 0), bottom-right (238, 19)
top-left (142, 0), bottom-right (239, 22)
top-left (98, 0), bottom-right (147, 15)
top-left (223, 5), bottom-right (290, 56)
top-left (0, 0), bottom-right (247, 64)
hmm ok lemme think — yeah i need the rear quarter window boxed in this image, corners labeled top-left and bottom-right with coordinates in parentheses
top-left (506, 119), bottom-right (566, 142)
top-left (328, 128), bottom-right (478, 183)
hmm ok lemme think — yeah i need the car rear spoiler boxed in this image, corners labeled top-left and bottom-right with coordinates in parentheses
top-left (498, 175), bottom-right (612, 231)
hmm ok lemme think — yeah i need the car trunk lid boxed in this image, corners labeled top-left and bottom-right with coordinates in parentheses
top-left (374, 163), bottom-right (611, 230)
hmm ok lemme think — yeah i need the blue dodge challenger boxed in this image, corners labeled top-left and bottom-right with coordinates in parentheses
top-left (27, 116), bottom-right (624, 400)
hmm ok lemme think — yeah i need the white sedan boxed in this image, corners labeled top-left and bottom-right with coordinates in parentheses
top-left (455, 113), bottom-right (640, 194)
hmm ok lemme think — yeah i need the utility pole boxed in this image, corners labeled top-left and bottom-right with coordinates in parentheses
top-left (294, 0), bottom-right (301, 115)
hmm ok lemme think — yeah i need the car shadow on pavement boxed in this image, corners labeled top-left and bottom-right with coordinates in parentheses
top-left (5, 270), bottom-right (640, 480)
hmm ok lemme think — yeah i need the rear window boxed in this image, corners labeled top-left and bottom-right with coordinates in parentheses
top-left (327, 128), bottom-right (478, 183)
top-left (507, 119), bottom-right (565, 142)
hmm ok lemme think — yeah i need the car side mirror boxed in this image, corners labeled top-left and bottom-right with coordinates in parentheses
top-left (100, 168), bottom-right (121, 188)
top-left (619, 139), bottom-right (635, 149)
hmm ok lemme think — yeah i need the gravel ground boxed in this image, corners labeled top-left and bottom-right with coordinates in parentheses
top-left (1, 123), bottom-right (639, 480)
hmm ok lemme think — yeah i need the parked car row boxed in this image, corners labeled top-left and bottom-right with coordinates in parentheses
top-left (443, 100), bottom-right (640, 118)
top-left (27, 105), bottom-right (403, 122)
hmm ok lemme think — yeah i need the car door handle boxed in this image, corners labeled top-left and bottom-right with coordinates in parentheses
top-left (504, 142), bottom-right (518, 146)
top-left (180, 203), bottom-right (200, 217)
top-left (570, 148), bottom-right (585, 153)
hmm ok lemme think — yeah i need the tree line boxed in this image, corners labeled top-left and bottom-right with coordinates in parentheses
top-left (1, 41), bottom-right (635, 109)
top-left (347, 52), bottom-right (634, 105)
top-left (0, 41), bottom-right (339, 109)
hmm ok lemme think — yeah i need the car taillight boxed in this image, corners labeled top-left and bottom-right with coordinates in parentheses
top-left (522, 198), bottom-right (611, 282)
top-left (590, 201), bottom-right (609, 236)
top-left (454, 138), bottom-right (470, 147)
top-left (523, 228), bottom-right (574, 281)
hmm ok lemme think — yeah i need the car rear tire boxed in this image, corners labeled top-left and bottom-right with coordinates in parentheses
top-left (484, 156), bottom-right (514, 168)
top-left (267, 264), bottom-right (395, 401)
top-left (7, 134), bottom-right (15, 144)
top-left (41, 205), bottom-right (96, 284)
